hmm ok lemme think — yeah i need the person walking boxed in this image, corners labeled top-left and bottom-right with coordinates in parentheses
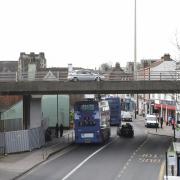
top-left (167, 115), bottom-right (171, 126)
top-left (160, 116), bottom-right (163, 128)
top-left (171, 116), bottom-right (175, 130)
top-left (60, 123), bottom-right (64, 137)
top-left (55, 123), bottom-right (59, 138)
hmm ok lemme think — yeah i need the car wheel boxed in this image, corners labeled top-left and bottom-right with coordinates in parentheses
top-left (73, 77), bottom-right (78, 82)
top-left (95, 77), bottom-right (100, 81)
top-left (131, 131), bottom-right (134, 137)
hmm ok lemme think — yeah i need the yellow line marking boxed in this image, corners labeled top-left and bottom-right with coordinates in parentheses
top-left (158, 161), bottom-right (165, 180)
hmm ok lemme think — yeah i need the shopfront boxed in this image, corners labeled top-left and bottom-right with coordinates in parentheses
top-left (153, 100), bottom-right (176, 122)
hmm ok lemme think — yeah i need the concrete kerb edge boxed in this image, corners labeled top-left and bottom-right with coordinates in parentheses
top-left (147, 131), bottom-right (173, 138)
top-left (46, 142), bottom-right (74, 160)
top-left (12, 142), bottom-right (74, 180)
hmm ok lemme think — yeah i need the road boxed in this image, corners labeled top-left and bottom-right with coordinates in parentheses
top-left (18, 117), bottom-right (172, 180)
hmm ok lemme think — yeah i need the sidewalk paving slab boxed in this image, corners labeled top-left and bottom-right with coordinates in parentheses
top-left (0, 130), bottom-right (74, 180)
top-left (147, 124), bottom-right (174, 137)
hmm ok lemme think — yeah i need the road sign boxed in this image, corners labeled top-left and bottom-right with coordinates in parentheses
top-left (168, 151), bottom-right (176, 166)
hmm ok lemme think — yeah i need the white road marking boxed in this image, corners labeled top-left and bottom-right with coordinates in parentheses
top-left (18, 145), bottom-right (78, 180)
top-left (61, 141), bottom-right (112, 180)
top-left (114, 136), bottom-right (149, 180)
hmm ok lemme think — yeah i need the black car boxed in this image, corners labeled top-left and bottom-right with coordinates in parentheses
top-left (117, 123), bottom-right (134, 137)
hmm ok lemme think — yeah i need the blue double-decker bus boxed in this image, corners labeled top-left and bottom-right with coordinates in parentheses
top-left (105, 97), bottom-right (121, 126)
top-left (74, 99), bottom-right (110, 144)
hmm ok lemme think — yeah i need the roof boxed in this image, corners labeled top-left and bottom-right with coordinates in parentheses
top-left (0, 61), bottom-right (18, 73)
top-left (149, 60), bottom-right (163, 68)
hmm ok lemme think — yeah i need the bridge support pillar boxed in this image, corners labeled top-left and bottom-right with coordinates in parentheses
top-left (23, 95), bottom-right (42, 129)
top-left (23, 95), bottom-right (31, 129)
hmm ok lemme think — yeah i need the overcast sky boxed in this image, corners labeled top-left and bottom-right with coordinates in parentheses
top-left (0, 0), bottom-right (180, 69)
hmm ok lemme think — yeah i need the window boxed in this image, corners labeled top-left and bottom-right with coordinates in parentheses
top-left (80, 104), bottom-right (95, 111)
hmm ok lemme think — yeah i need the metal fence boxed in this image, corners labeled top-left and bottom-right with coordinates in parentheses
top-left (0, 132), bottom-right (5, 155)
top-left (137, 71), bottom-right (179, 81)
top-left (29, 127), bottom-right (45, 150)
top-left (1, 71), bottom-right (180, 82)
top-left (0, 127), bottom-right (45, 154)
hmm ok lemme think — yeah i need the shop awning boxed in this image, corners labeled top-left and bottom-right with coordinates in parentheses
top-left (154, 103), bottom-right (176, 111)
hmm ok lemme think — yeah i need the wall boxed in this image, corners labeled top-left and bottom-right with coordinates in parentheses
top-left (1, 101), bottom-right (23, 120)
top-left (30, 97), bottom-right (42, 128)
top-left (1, 95), bottom-right (70, 128)
top-left (42, 95), bottom-right (69, 127)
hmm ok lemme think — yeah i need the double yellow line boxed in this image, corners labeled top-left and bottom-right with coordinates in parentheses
top-left (158, 161), bottom-right (165, 180)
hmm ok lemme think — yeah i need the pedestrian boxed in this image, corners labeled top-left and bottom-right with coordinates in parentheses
top-left (157, 116), bottom-right (160, 123)
top-left (160, 116), bottom-right (163, 128)
top-left (55, 123), bottom-right (59, 138)
top-left (171, 165), bottom-right (174, 176)
top-left (45, 127), bottom-right (52, 141)
top-left (60, 123), bottom-right (64, 137)
top-left (171, 117), bottom-right (175, 130)
top-left (168, 115), bottom-right (172, 126)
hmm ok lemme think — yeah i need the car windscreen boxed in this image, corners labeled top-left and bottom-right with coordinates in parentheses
top-left (146, 117), bottom-right (156, 121)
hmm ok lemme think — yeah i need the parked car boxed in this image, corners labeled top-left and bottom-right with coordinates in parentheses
top-left (67, 69), bottom-right (105, 81)
top-left (121, 111), bottom-right (133, 122)
top-left (145, 114), bottom-right (159, 128)
top-left (117, 123), bottom-right (134, 137)
top-left (121, 111), bottom-right (125, 118)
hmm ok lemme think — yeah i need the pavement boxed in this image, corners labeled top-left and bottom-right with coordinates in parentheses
top-left (0, 129), bottom-right (74, 180)
top-left (147, 124), bottom-right (175, 137)
top-left (136, 115), bottom-right (175, 138)
top-left (0, 118), bottom-right (176, 180)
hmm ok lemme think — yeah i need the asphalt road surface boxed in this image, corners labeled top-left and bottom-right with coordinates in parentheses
top-left (18, 117), bottom-right (172, 180)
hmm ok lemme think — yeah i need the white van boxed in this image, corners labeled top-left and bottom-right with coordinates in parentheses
top-left (145, 114), bottom-right (159, 128)
top-left (122, 111), bottom-right (133, 122)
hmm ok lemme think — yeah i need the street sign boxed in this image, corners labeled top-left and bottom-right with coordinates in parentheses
top-left (168, 151), bottom-right (176, 166)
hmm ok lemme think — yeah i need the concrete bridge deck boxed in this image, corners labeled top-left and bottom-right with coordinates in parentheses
top-left (0, 80), bottom-right (180, 95)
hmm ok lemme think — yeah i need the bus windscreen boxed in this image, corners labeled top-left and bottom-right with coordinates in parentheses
top-left (79, 104), bottom-right (95, 112)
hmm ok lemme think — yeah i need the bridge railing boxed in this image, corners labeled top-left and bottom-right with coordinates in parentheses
top-left (137, 71), bottom-right (179, 81)
top-left (19, 71), bottom-right (68, 81)
top-left (0, 72), bottom-right (17, 82)
top-left (0, 71), bottom-right (180, 82)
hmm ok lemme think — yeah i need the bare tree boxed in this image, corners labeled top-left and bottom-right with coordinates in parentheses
top-left (99, 63), bottom-right (112, 72)
top-left (175, 30), bottom-right (180, 51)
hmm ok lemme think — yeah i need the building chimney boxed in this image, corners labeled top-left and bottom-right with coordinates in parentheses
top-left (162, 54), bottom-right (171, 61)
top-left (68, 63), bottom-right (73, 72)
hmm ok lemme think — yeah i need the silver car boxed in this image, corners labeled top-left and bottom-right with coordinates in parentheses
top-left (67, 69), bottom-right (105, 81)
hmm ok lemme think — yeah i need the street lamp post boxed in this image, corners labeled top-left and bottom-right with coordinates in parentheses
top-left (134, 0), bottom-right (137, 80)
top-left (57, 94), bottom-right (59, 124)
top-left (133, 0), bottom-right (137, 119)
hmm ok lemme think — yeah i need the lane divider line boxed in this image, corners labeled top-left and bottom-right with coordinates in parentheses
top-left (61, 141), bottom-right (113, 180)
top-left (114, 136), bottom-right (149, 180)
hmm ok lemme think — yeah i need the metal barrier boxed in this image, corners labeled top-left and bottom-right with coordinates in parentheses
top-left (0, 71), bottom-right (180, 82)
top-left (0, 132), bottom-right (5, 156)
top-left (3, 127), bottom-right (45, 154)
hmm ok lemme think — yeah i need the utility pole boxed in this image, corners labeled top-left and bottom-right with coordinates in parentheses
top-left (134, 0), bottom-right (138, 119)
top-left (57, 94), bottom-right (59, 124)
top-left (134, 0), bottom-right (137, 80)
